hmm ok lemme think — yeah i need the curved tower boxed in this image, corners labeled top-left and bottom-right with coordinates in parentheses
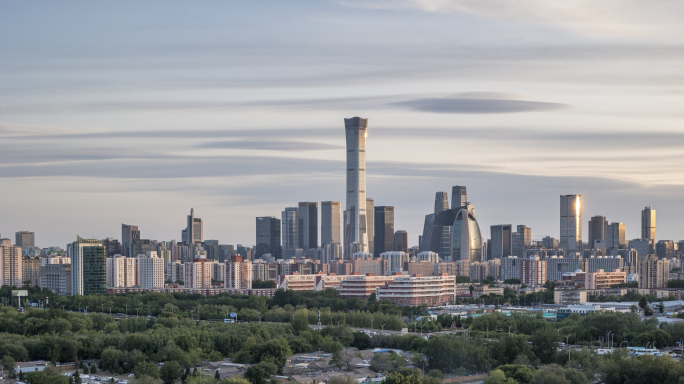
top-left (344, 117), bottom-right (368, 255)
top-left (451, 207), bottom-right (484, 261)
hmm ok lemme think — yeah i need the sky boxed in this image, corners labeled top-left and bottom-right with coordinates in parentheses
top-left (1, 0), bottom-right (684, 248)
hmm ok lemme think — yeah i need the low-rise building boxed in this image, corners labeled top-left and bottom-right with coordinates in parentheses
top-left (585, 269), bottom-right (626, 289)
top-left (376, 274), bottom-right (455, 306)
top-left (554, 288), bottom-right (587, 305)
top-left (338, 273), bottom-right (395, 299)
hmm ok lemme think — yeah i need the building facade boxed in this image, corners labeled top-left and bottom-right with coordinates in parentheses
top-left (490, 225), bottom-right (512, 259)
top-left (298, 202), bottom-right (318, 249)
top-left (521, 256), bottom-right (547, 287)
top-left (639, 254), bottom-right (669, 289)
top-left (394, 230), bottom-right (408, 253)
top-left (15, 231), bottom-right (35, 250)
top-left (255, 216), bottom-right (281, 259)
top-left (560, 194), bottom-right (583, 252)
top-left (184, 259), bottom-right (213, 289)
top-left (321, 201), bottom-right (341, 246)
top-left (106, 255), bottom-right (136, 287)
top-left (374, 206), bottom-right (395, 258)
top-left (0, 238), bottom-right (22, 287)
top-left (70, 236), bottom-right (106, 295)
top-left (641, 206), bottom-right (656, 241)
top-left (337, 274), bottom-right (394, 299)
top-left (137, 251), bottom-right (165, 288)
top-left (344, 117), bottom-right (369, 255)
top-left (376, 274), bottom-right (456, 306)
top-left (226, 255), bottom-right (253, 289)
top-left (41, 264), bottom-right (71, 295)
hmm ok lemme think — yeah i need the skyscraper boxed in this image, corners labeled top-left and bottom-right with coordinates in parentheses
top-left (490, 225), bottom-right (512, 259)
top-left (374, 206), bottom-right (395, 258)
top-left (281, 207), bottom-right (299, 249)
top-left (512, 225), bottom-right (531, 257)
top-left (344, 117), bottom-right (368, 255)
top-left (15, 231), bottom-right (35, 249)
top-left (394, 230), bottom-right (408, 253)
top-left (588, 216), bottom-right (608, 249)
top-left (298, 202), bottom-right (318, 249)
top-left (0, 238), bottom-right (22, 287)
top-left (560, 195), bottom-right (583, 252)
top-left (121, 224), bottom-right (140, 257)
top-left (321, 201), bottom-right (341, 245)
top-left (435, 192), bottom-right (449, 213)
top-left (366, 198), bottom-right (374, 255)
top-left (255, 216), bottom-right (281, 259)
top-left (451, 206), bottom-right (483, 261)
top-left (184, 209), bottom-right (203, 244)
top-left (69, 236), bottom-right (106, 296)
top-left (451, 186), bottom-right (467, 209)
top-left (641, 206), bottom-right (656, 241)
top-left (420, 192), bottom-right (451, 259)
top-left (606, 222), bottom-right (626, 251)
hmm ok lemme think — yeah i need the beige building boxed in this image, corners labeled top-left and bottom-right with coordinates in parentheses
top-left (376, 274), bottom-right (456, 306)
top-left (554, 289), bottom-right (588, 305)
top-left (185, 258), bottom-right (213, 289)
top-left (0, 239), bottom-right (22, 287)
top-left (337, 273), bottom-right (394, 299)
top-left (137, 251), bottom-right (165, 288)
top-left (434, 260), bottom-right (470, 277)
top-left (585, 269), bottom-right (626, 289)
top-left (639, 254), bottom-right (669, 288)
top-left (22, 255), bottom-right (41, 287)
top-left (106, 255), bottom-right (137, 287)
top-left (226, 255), bottom-right (253, 289)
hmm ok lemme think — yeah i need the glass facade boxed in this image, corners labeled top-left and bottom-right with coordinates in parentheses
top-left (451, 209), bottom-right (483, 262)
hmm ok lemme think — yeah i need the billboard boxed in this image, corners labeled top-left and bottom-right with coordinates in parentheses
top-left (11, 290), bottom-right (28, 297)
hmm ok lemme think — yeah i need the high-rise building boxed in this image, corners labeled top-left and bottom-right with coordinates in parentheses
top-left (374, 206), bottom-right (395, 258)
top-left (0, 239), bottom-right (22, 287)
top-left (183, 208), bottom-right (203, 244)
top-left (520, 256), bottom-right (547, 287)
top-left (511, 225), bottom-right (532, 258)
top-left (22, 256), bottom-right (41, 287)
top-left (102, 238), bottom-right (121, 257)
top-left (225, 255), bottom-right (253, 289)
top-left (255, 216), bottom-right (281, 259)
top-left (298, 202), bottom-right (318, 249)
top-left (137, 251), bottom-right (165, 288)
top-left (15, 231), bottom-right (35, 249)
top-left (321, 201), bottom-right (341, 245)
top-left (184, 258), bottom-right (212, 289)
top-left (542, 236), bottom-right (559, 249)
top-left (203, 240), bottom-right (220, 261)
top-left (281, 207), bottom-right (299, 249)
top-left (394, 230), bottom-right (408, 253)
top-left (606, 222), bottom-right (626, 251)
top-left (641, 206), bottom-right (656, 241)
top-left (588, 216), bottom-right (608, 249)
top-left (451, 206), bottom-right (484, 262)
top-left (490, 225), bottom-right (512, 259)
top-left (628, 238), bottom-right (655, 260)
top-left (560, 195), bottom-right (583, 252)
top-left (106, 255), bottom-right (136, 287)
top-left (421, 192), bottom-right (451, 259)
top-left (41, 264), bottom-right (71, 295)
top-left (451, 186), bottom-right (467, 209)
top-left (344, 117), bottom-right (369, 255)
top-left (121, 224), bottom-right (140, 257)
top-left (639, 254), bottom-right (669, 288)
top-left (656, 240), bottom-right (675, 259)
top-left (366, 198), bottom-right (374, 256)
top-left (130, 239), bottom-right (153, 258)
top-left (69, 236), bottom-right (106, 295)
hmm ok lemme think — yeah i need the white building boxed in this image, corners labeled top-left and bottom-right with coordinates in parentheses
top-left (185, 259), bottom-right (212, 289)
top-left (225, 255), bottom-right (252, 289)
top-left (380, 251), bottom-right (410, 273)
top-left (137, 251), bottom-right (165, 288)
top-left (416, 251), bottom-right (439, 263)
top-left (106, 255), bottom-right (136, 288)
top-left (0, 238), bottom-right (22, 287)
top-left (166, 261), bottom-right (185, 283)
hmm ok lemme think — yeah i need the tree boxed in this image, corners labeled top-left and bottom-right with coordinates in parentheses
top-left (532, 365), bottom-right (588, 384)
top-left (160, 361), bottom-right (182, 384)
top-left (427, 370), bottom-right (444, 380)
top-left (251, 338), bottom-right (291, 370)
top-left (327, 377), bottom-right (358, 384)
top-left (484, 370), bottom-right (517, 384)
top-left (497, 365), bottom-right (534, 384)
top-left (215, 371), bottom-right (221, 380)
top-left (83, 366), bottom-right (88, 374)
top-left (381, 369), bottom-right (422, 384)
top-left (658, 302), bottom-right (664, 314)
top-left (74, 371), bottom-right (82, 384)
top-left (243, 361), bottom-right (277, 384)
top-left (90, 365), bottom-right (97, 374)
top-left (3, 355), bottom-right (16, 379)
top-left (134, 362), bottom-right (160, 379)
top-left (530, 328), bottom-right (557, 364)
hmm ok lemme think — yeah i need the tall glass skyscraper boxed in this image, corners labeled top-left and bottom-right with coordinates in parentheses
top-left (69, 236), bottom-right (106, 296)
top-left (321, 201), bottom-right (341, 245)
top-left (560, 195), bottom-right (583, 252)
top-left (374, 206), bottom-right (395, 258)
top-left (344, 117), bottom-right (368, 255)
top-left (298, 202), bottom-right (318, 249)
top-left (451, 207), bottom-right (483, 261)
top-left (641, 206), bottom-right (656, 240)
top-left (281, 207), bottom-right (299, 249)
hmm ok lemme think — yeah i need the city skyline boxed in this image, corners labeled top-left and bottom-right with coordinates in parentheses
top-left (2, 1), bottom-right (684, 246)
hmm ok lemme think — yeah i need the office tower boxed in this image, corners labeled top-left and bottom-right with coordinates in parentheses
top-left (560, 195), bottom-right (583, 252)
top-left (130, 239), bottom-right (153, 257)
top-left (639, 254), bottom-right (669, 288)
top-left (435, 192), bottom-right (448, 213)
top-left (628, 238), bottom-right (655, 260)
top-left (184, 208), bottom-right (203, 244)
top-left (656, 240), bottom-right (675, 259)
top-left (102, 238), bottom-right (121, 257)
top-left (219, 245), bottom-right (235, 262)
top-left (520, 257), bottom-right (547, 287)
top-left (606, 222), bottom-right (626, 251)
top-left (451, 206), bottom-right (484, 262)
top-left (512, 225), bottom-right (532, 257)
top-left (41, 264), bottom-right (71, 295)
top-left (203, 240), bottom-right (220, 260)
top-left (298, 202), bottom-right (318, 249)
top-left (0, 239), bottom-right (22, 287)
top-left (281, 207), bottom-right (299, 249)
top-left (136, 251), bottom-right (165, 288)
top-left (321, 201), bottom-right (341, 245)
top-left (374, 206), bottom-right (395, 258)
top-left (366, 198), bottom-right (374, 255)
top-left (490, 225), bottom-right (512, 259)
top-left (255, 216), bottom-right (281, 259)
top-left (451, 186), bottom-right (467, 209)
top-left (121, 224), bottom-right (140, 257)
top-left (394, 230), bottom-right (409, 253)
top-left (421, 192), bottom-right (451, 259)
top-left (225, 255), bottom-right (253, 289)
top-left (588, 216), bottom-right (608, 249)
top-left (69, 236), bottom-right (106, 295)
top-left (344, 117), bottom-right (369, 255)
top-left (15, 231), bottom-right (35, 249)
top-left (22, 256), bottom-right (41, 286)
top-left (184, 258), bottom-right (212, 289)
top-left (641, 206), bottom-right (656, 241)
top-left (542, 236), bottom-right (559, 249)
top-left (106, 255), bottom-right (136, 287)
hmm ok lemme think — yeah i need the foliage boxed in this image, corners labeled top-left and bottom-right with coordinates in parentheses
top-left (370, 351), bottom-right (408, 373)
top-left (252, 280), bottom-right (276, 289)
top-left (243, 361), bottom-right (278, 384)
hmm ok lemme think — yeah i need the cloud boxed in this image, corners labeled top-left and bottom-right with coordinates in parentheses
top-left (390, 97), bottom-right (567, 114)
top-left (197, 140), bottom-right (343, 151)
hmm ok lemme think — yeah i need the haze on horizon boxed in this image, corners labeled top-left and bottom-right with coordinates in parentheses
top-left (1, 0), bottom-right (684, 247)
